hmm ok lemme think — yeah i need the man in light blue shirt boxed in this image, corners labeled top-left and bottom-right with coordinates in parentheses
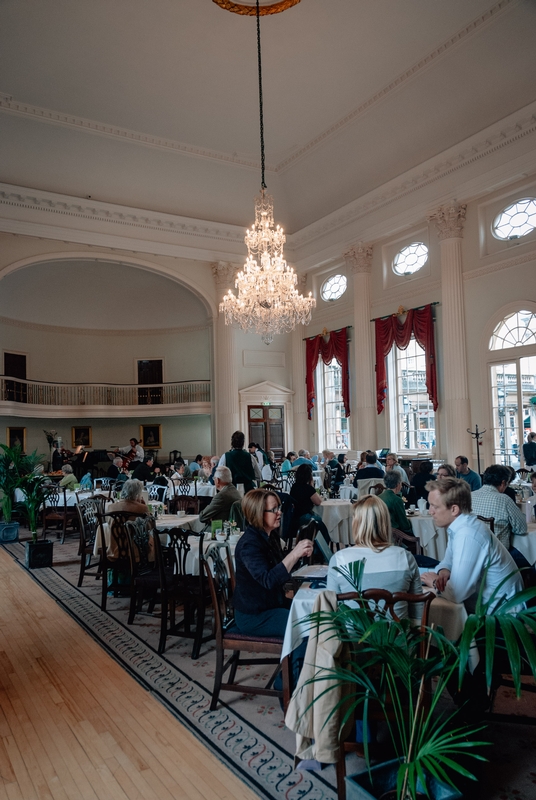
top-left (292, 449), bottom-right (315, 468)
top-left (455, 455), bottom-right (482, 492)
top-left (421, 477), bottom-right (522, 613)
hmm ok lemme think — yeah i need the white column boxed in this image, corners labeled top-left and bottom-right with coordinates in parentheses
top-left (291, 325), bottom-right (308, 451)
top-left (212, 262), bottom-right (240, 455)
top-left (344, 243), bottom-right (376, 451)
top-left (428, 204), bottom-right (472, 463)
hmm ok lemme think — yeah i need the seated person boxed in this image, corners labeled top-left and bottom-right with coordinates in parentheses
top-left (436, 463), bottom-right (456, 480)
top-left (131, 456), bottom-right (154, 483)
top-left (280, 451), bottom-right (297, 474)
top-left (471, 465), bottom-right (527, 564)
top-left (189, 454), bottom-right (203, 475)
top-left (207, 455), bottom-right (220, 485)
top-left (292, 449), bottom-right (315, 468)
top-left (59, 464), bottom-right (77, 489)
top-left (503, 465), bottom-right (517, 503)
top-left (421, 478), bottom-right (523, 612)
top-left (52, 445), bottom-right (69, 472)
top-left (233, 489), bottom-right (313, 639)
top-left (353, 452), bottom-right (385, 485)
top-left (326, 452), bottom-right (345, 490)
top-left (171, 458), bottom-right (192, 480)
top-left (411, 460), bottom-right (436, 501)
top-left (114, 466), bottom-right (130, 486)
top-left (385, 453), bottom-right (409, 485)
top-left (380, 471), bottom-right (414, 536)
top-left (107, 457), bottom-right (123, 479)
top-left (289, 463), bottom-right (330, 542)
top-left (261, 450), bottom-right (275, 482)
top-left (327, 495), bottom-right (422, 619)
top-left (199, 466), bottom-right (242, 524)
top-left (108, 479), bottom-right (147, 517)
top-left (356, 450), bottom-right (369, 470)
top-left (455, 455), bottom-right (482, 491)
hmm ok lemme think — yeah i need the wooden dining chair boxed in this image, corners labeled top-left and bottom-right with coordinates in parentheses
top-left (76, 497), bottom-right (105, 586)
top-left (476, 515), bottom-right (495, 533)
top-left (391, 526), bottom-right (423, 556)
top-left (42, 485), bottom-right (78, 544)
top-left (334, 588), bottom-right (435, 800)
top-left (203, 544), bottom-right (291, 712)
top-left (368, 483), bottom-right (385, 496)
top-left (516, 468), bottom-right (530, 480)
top-left (96, 511), bottom-right (142, 611)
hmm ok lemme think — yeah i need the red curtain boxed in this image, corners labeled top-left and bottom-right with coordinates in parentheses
top-left (306, 327), bottom-right (350, 420)
top-left (375, 304), bottom-right (438, 414)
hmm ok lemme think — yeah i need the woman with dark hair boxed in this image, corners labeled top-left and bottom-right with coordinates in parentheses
top-left (233, 489), bottom-right (313, 638)
top-left (410, 460), bottom-right (436, 501)
top-left (289, 464), bottom-right (330, 541)
top-left (436, 463), bottom-right (456, 480)
top-left (281, 451), bottom-right (297, 474)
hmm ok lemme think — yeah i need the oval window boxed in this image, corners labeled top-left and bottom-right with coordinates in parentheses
top-left (392, 242), bottom-right (428, 276)
top-left (321, 274), bottom-right (347, 301)
top-left (492, 197), bottom-right (536, 240)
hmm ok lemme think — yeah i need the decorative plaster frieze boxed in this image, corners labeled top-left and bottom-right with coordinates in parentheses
top-left (344, 242), bottom-right (373, 273)
top-left (0, 184), bottom-right (244, 244)
top-left (276, 0), bottom-right (519, 172)
top-left (0, 92), bottom-right (266, 171)
top-left (291, 106), bottom-right (536, 248)
top-left (0, 315), bottom-right (209, 337)
top-left (428, 203), bottom-right (467, 240)
top-left (463, 248), bottom-right (536, 280)
top-left (211, 260), bottom-right (239, 290)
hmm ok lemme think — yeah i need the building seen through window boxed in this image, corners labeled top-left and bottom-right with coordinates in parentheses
top-left (315, 358), bottom-right (350, 450)
top-left (389, 337), bottom-right (435, 452)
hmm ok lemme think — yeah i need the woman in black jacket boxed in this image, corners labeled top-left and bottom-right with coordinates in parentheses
top-left (233, 489), bottom-right (313, 638)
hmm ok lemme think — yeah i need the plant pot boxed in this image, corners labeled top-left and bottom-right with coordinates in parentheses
top-left (346, 759), bottom-right (462, 800)
top-left (25, 539), bottom-right (54, 569)
top-left (0, 521), bottom-right (20, 543)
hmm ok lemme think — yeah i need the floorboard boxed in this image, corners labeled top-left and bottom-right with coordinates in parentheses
top-left (0, 549), bottom-right (257, 800)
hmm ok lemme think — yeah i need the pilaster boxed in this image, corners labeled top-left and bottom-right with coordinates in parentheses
top-left (211, 261), bottom-right (240, 453)
top-left (344, 242), bottom-right (376, 450)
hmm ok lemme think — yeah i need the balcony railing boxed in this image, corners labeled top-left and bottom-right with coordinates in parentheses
top-left (0, 376), bottom-right (211, 407)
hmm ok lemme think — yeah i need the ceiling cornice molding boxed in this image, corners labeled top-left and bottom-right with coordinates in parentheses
top-left (0, 91), bottom-right (272, 172)
top-left (0, 314), bottom-right (210, 337)
top-left (275, 0), bottom-right (520, 172)
top-left (463, 247), bottom-right (536, 281)
top-left (291, 102), bottom-right (536, 251)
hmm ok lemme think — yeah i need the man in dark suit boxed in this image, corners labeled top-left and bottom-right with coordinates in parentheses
top-left (199, 466), bottom-right (242, 524)
top-left (353, 452), bottom-right (385, 486)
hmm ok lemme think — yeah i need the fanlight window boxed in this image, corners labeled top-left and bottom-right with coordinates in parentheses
top-left (321, 274), bottom-right (347, 302)
top-left (489, 310), bottom-right (536, 350)
top-left (392, 242), bottom-right (428, 276)
top-left (492, 198), bottom-right (536, 240)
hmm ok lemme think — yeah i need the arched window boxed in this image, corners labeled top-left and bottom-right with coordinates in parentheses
top-left (488, 309), bottom-right (536, 467)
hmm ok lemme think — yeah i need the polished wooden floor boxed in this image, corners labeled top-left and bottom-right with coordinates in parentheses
top-left (0, 548), bottom-right (257, 800)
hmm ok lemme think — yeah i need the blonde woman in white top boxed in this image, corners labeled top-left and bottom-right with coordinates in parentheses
top-left (327, 495), bottom-right (422, 619)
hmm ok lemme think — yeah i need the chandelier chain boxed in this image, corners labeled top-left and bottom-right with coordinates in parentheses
top-left (256, 0), bottom-right (266, 189)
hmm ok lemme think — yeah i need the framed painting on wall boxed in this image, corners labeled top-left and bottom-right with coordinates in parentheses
top-left (6, 427), bottom-right (26, 451)
top-left (72, 426), bottom-right (92, 448)
top-left (140, 424), bottom-right (162, 450)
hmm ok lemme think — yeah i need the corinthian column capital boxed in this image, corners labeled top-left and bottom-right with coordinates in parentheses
top-left (343, 242), bottom-right (373, 273)
top-left (211, 261), bottom-right (238, 290)
top-left (428, 203), bottom-right (467, 240)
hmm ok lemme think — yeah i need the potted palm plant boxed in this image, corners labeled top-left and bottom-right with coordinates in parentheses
top-left (17, 473), bottom-right (54, 568)
top-left (0, 443), bottom-right (43, 542)
top-left (305, 563), bottom-right (536, 800)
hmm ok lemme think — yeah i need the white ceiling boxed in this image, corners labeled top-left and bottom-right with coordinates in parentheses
top-left (0, 261), bottom-right (209, 330)
top-left (0, 0), bottom-right (535, 231)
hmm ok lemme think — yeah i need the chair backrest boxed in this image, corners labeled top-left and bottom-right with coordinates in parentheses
top-left (517, 468), bottom-right (530, 479)
top-left (97, 510), bottom-right (136, 561)
top-left (391, 527), bottom-right (422, 555)
top-left (76, 497), bottom-right (104, 548)
top-left (173, 478), bottom-right (192, 496)
top-left (476, 514), bottom-right (495, 533)
top-left (323, 465), bottom-right (332, 490)
top-left (368, 483), bottom-right (385, 496)
top-left (166, 528), bottom-right (204, 577)
top-left (149, 484), bottom-right (167, 502)
top-left (126, 516), bottom-right (155, 575)
top-left (203, 544), bottom-right (234, 642)
top-left (173, 495), bottom-right (198, 514)
top-left (45, 484), bottom-right (65, 510)
top-left (95, 477), bottom-right (113, 489)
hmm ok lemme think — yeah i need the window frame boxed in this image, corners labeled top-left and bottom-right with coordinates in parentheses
top-left (315, 358), bottom-right (350, 451)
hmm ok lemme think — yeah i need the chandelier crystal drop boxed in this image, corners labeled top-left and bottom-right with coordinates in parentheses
top-left (218, 0), bottom-right (315, 345)
top-left (220, 190), bottom-right (315, 345)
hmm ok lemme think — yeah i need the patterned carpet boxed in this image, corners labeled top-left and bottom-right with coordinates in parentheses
top-left (4, 535), bottom-right (536, 800)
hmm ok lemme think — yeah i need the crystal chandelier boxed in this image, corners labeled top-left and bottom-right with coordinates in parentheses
top-left (219, 0), bottom-right (315, 345)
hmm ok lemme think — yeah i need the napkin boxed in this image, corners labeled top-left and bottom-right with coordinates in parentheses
top-left (417, 498), bottom-right (427, 514)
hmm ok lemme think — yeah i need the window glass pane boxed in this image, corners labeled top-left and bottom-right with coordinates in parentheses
top-left (490, 362), bottom-right (519, 466)
top-left (521, 355), bottom-right (536, 448)
top-left (321, 359), bottom-right (350, 450)
top-left (489, 310), bottom-right (536, 350)
top-left (396, 338), bottom-right (435, 452)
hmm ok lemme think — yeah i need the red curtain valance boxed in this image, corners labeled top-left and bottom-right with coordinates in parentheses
top-left (306, 327), bottom-right (350, 420)
top-left (375, 304), bottom-right (438, 414)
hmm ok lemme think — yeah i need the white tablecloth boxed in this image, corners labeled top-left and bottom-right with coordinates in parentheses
top-left (163, 482), bottom-right (217, 500)
top-left (317, 500), bottom-right (354, 544)
top-left (408, 513), bottom-right (448, 560)
top-left (281, 586), bottom-right (467, 659)
top-left (513, 523), bottom-right (536, 565)
top-left (93, 513), bottom-right (203, 557)
top-left (339, 485), bottom-right (358, 501)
